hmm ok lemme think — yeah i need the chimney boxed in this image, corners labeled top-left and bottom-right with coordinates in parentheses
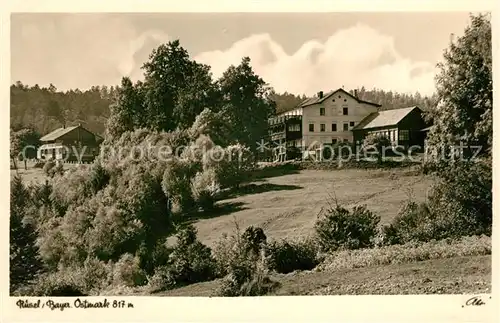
top-left (317, 91), bottom-right (324, 99)
top-left (354, 89), bottom-right (358, 97)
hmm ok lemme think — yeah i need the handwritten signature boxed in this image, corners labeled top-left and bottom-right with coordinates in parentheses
top-left (463, 296), bottom-right (489, 307)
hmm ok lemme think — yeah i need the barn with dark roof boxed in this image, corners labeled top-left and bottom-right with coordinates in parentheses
top-left (352, 106), bottom-right (429, 149)
top-left (37, 124), bottom-right (103, 162)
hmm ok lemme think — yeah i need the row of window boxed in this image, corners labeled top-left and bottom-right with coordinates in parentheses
top-left (308, 122), bottom-right (355, 132)
top-left (286, 137), bottom-right (350, 147)
top-left (320, 107), bottom-right (349, 116)
top-left (367, 129), bottom-right (410, 142)
top-left (40, 147), bottom-right (98, 155)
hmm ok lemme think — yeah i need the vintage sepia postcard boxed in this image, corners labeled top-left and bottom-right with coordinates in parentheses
top-left (1, 0), bottom-right (498, 322)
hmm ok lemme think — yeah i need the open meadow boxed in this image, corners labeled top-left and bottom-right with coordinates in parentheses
top-left (189, 166), bottom-right (433, 247)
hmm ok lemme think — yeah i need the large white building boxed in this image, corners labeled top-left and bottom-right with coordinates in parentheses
top-left (277, 88), bottom-right (382, 151)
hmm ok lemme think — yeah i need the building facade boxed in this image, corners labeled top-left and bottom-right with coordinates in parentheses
top-left (37, 124), bottom-right (103, 162)
top-left (267, 88), bottom-right (382, 160)
top-left (352, 106), bottom-right (428, 150)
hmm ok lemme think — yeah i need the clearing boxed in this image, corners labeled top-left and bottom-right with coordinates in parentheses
top-left (192, 167), bottom-right (433, 246)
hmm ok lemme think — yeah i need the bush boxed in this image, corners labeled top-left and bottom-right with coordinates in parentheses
top-left (27, 258), bottom-right (113, 296)
top-left (87, 161), bottom-right (110, 194)
top-left (204, 144), bottom-right (255, 190)
top-left (428, 161), bottom-right (492, 236)
top-left (112, 254), bottom-right (147, 287)
top-left (43, 160), bottom-right (64, 178)
top-left (381, 202), bottom-right (437, 245)
top-left (190, 169), bottom-right (220, 211)
top-left (383, 161), bottom-right (492, 245)
top-left (264, 238), bottom-right (319, 274)
top-left (315, 204), bottom-right (380, 252)
top-left (30, 270), bottom-right (88, 296)
top-left (363, 134), bottom-right (392, 162)
top-left (216, 255), bottom-right (278, 297)
top-left (150, 225), bottom-right (216, 291)
top-left (241, 226), bottom-right (267, 255)
top-left (162, 158), bottom-right (198, 214)
top-left (42, 159), bottom-right (56, 176)
top-left (10, 175), bottom-right (44, 294)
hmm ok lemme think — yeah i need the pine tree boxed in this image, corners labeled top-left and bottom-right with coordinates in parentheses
top-left (10, 175), bottom-right (44, 294)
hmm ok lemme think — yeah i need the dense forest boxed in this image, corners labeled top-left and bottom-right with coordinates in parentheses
top-left (11, 82), bottom-right (437, 138)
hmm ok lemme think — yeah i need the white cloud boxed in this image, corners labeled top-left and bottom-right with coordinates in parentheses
top-left (12, 14), bottom-right (170, 90)
top-left (12, 18), bottom-right (437, 96)
top-left (195, 23), bottom-right (437, 96)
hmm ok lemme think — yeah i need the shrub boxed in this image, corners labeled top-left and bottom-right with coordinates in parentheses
top-left (190, 169), bottom-right (220, 211)
top-left (212, 232), bottom-right (242, 277)
top-left (162, 158), bottom-right (198, 214)
top-left (241, 226), bottom-right (267, 255)
top-left (112, 254), bottom-right (147, 287)
top-left (42, 159), bottom-right (56, 176)
top-left (264, 238), bottom-right (319, 274)
top-left (428, 161), bottom-right (492, 236)
top-left (87, 161), bottom-right (110, 194)
top-left (150, 225), bottom-right (216, 291)
top-left (10, 175), bottom-right (44, 294)
top-left (383, 161), bottom-right (492, 245)
top-left (363, 134), bottom-right (392, 163)
top-left (315, 204), bottom-right (380, 252)
top-left (30, 270), bottom-right (88, 296)
top-left (216, 254), bottom-right (278, 297)
top-left (204, 144), bottom-right (255, 190)
top-left (381, 202), bottom-right (437, 245)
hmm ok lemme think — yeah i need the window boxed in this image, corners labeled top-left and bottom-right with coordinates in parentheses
top-left (350, 121), bottom-right (355, 127)
top-left (344, 99), bottom-right (347, 102)
top-left (320, 107), bottom-right (325, 116)
top-left (343, 107), bottom-right (348, 115)
top-left (288, 124), bottom-right (300, 132)
top-left (320, 124), bottom-right (326, 132)
top-left (309, 124), bottom-right (315, 132)
top-left (343, 139), bottom-right (349, 143)
top-left (331, 123), bottom-right (337, 132)
top-left (332, 99), bottom-right (335, 102)
top-left (399, 130), bottom-right (409, 141)
top-left (332, 138), bottom-right (338, 144)
top-left (343, 123), bottom-right (349, 131)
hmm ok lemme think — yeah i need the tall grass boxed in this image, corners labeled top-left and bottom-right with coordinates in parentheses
top-left (316, 235), bottom-right (491, 272)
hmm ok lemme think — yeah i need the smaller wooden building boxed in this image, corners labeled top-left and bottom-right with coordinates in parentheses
top-left (352, 106), bottom-right (428, 150)
top-left (37, 124), bottom-right (103, 162)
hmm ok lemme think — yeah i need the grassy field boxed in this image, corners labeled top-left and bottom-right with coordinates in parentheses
top-left (191, 167), bottom-right (433, 247)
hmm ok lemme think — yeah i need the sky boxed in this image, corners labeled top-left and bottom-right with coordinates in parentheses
top-left (11, 12), bottom-right (473, 96)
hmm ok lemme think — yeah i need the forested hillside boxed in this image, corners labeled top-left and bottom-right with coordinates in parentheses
top-left (11, 83), bottom-right (438, 137)
top-left (10, 82), bottom-right (116, 136)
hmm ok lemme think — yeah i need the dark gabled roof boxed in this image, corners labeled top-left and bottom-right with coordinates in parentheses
top-left (299, 88), bottom-right (382, 108)
top-left (40, 126), bottom-right (80, 141)
top-left (40, 124), bottom-right (100, 142)
top-left (352, 106), bottom-right (422, 131)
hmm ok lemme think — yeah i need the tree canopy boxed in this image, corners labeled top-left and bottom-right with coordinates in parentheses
top-left (426, 13), bottom-right (492, 154)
